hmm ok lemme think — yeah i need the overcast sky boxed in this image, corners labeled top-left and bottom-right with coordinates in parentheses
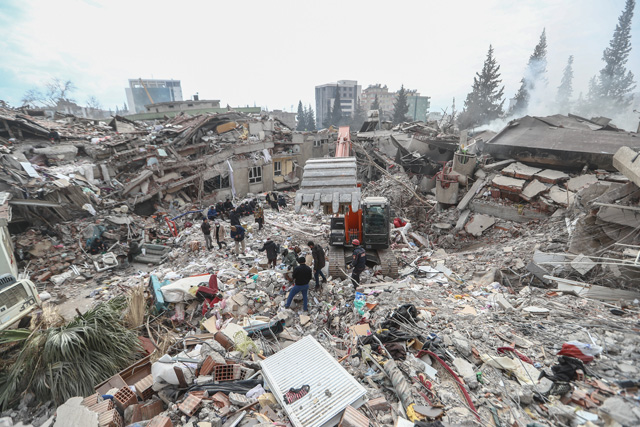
top-left (1, 0), bottom-right (639, 116)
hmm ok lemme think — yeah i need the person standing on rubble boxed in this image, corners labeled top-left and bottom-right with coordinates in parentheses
top-left (229, 208), bottom-right (241, 227)
top-left (278, 194), bottom-right (287, 209)
top-left (259, 238), bottom-right (278, 268)
top-left (201, 218), bottom-right (213, 250)
top-left (254, 203), bottom-right (264, 230)
top-left (214, 220), bottom-right (227, 250)
top-left (230, 225), bottom-right (246, 255)
top-left (350, 239), bottom-right (366, 287)
top-left (284, 257), bottom-right (312, 313)
top-left (307, 241), bottom-right (327, 290)
top-left (282, 247), bottom-right (298, 283)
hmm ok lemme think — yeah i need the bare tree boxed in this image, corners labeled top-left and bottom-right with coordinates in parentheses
top-left (86, 96), bottom-right (102, 110)
top-left (21, 78), bottom-right (76, 108)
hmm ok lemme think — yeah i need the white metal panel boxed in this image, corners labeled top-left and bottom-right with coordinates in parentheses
top-left (260, 335), bottom-right (367, 427)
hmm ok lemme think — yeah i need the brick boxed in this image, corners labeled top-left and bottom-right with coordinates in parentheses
top-left (113, 386), bottom-right (137, 411)
top-left (140, 399), bottom-right (164, 420)
top-left (213, 364), bottom-right (252, 382)
top-left (88, 399), bottom-right (114, 414)
top-left (339, 405), bottom-right (369, 427)
top-left (129, 404), bottom-right (142, 424)
top-left (82, 393), bottom-right (99, 407)
top-left (367, 397), bottom-right (389, 411)
top-left (211, 392), bottom-right (230, 408)
top-left (134, 374), bottom-right (154, 401)
top-left (200, 355), bottom-right (216, 376)
top-left (98, 408), bottom-right (123, 427)
top-left (36, 271), bottom-right (53, 282)
top-left (178, 394), bottom-right (202, 416)
top-left (148, 415), bottom-right (173, 427)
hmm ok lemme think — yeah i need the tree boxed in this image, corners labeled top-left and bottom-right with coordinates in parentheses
top-left (86, 96), bottom-right (102, 110)
top-left (556, 55), bottom-right (574, 113)
top-left (296, 101), bottom-right (305, 131)
top-left (350, 98), bottom-right (366, 131)
top-left (323, 103), bottom-right (333, 128)
top-left (595, 0), bottom-right (636, 111)
top-left (331, 85), bottom-right (344, 126)
top-left (371, 94), bottom-right (380, 111)
top-left (306, 105), bottom-right (316, 131)
top-left (458, 45), bottom-right (505, 129)
top-left (392, 85), bottom-right (410, 125)
top-left (21, 78), bottom-right (76, 108)
top-left (512, 29), bottom-right (548, 114)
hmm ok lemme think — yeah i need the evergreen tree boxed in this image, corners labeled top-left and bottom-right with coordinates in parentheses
top-left (556, 55), bottom-right (574, 113)
top-left (350, 98), bottom-right (366, 131)
top-left (392, 85), bottom-right (410, 125)
top-left (296, 101), bottom-right (305, 131)
top-left (371, 94), bottom-right (380, 111)
top-left (458, 45), bottom-right (505, 129)
top-left (306, 105), bottom-right (316, 131)
top-left (323, 103), bottom-right (333, 128)
top-left (596, 0), bottom-right (636, 110)
top-left (331, 86), bottom-right (344, 126)
top-left (512, 29), bottom-right (548, 114)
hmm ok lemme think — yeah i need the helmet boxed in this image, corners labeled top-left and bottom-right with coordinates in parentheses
top-left (352, 239), bottom-right (360, 246)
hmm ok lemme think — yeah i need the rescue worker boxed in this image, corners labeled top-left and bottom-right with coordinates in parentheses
top-left (350, 239), bottom-right (366, 287)
top-left (284, 257), bottom-right (312, 313)
top-left (214, 220), bottom-right (227, 250)
top-left (307, 241), bottom-right (327, 290)
top-left (259, 238), bottom-right (279, 268)
top-left (254, 203), bottom-right (264, 230)
top-left (202, 218), bottom-right (213, 250)
top-left (230, 225), bottom-right (246, 255)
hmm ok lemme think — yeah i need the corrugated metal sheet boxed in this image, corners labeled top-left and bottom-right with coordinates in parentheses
top-left (260, 335), bottom-right (367, 427)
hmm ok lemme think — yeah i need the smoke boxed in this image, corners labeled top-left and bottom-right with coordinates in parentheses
top-left (478, 61), bottom-right (639, 133)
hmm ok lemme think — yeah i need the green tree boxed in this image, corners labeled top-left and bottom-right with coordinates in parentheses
top-left (392, 85), bottom-right (410, 125)
top-left (458, 45), bottom-right (505, 129)
top-left (296, 100), bottom-right (305, 131)
top-left (556, 55), bottom-right (574, 113)
top-left (306, 105), bottom-right (316, 131)
top-left (371, 94), bottom-right (380, 111)
top-left (323, 103), bottom-right (333, 128)
top-left (331, 85), bottom-right (344, 126)
top-left (512, 29), bottom-right (548, 114)
top-left (595, 0), bottom-right (636, 111)
top-left (350, 97), bottom-right (366, 131)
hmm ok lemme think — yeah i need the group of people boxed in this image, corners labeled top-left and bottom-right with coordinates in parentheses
top-left (198, 194), bottom-right (369, 315)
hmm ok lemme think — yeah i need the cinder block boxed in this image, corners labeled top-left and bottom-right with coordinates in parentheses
top-left (178, 394), bottom-right (202, 416)
top-left (148, 415), bottom-right (173, 427)
top-left (200, 355), bottom-right (215, 376)
top-left (141, 399), bottom-right (164, 420)
top-left (113, 386), bottom-right (137, 411)
top-left (98, 408), bottom-right (123, 427)
top-left (339, 405), bottom-right (369, 427)
top-left (134, 374), bottom-right (154, 401)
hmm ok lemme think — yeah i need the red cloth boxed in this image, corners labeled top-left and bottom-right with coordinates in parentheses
top-left (393, 218), bottom-right (407, 228)
top-left (557, 343), bottom-right (595, 363)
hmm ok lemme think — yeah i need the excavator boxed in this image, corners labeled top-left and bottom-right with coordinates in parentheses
top-left (295, 126), bottom-right (398, 278)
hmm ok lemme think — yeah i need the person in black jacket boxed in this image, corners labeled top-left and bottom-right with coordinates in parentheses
top-left (223, 198), bottom-right (234, 213)
top-left (229, 208), bottom-right (241, 227)
top-left (259, 238), bottom-right (278, 268)
top-left (350, 239), bottom-right (366, 287)
top-left (201, 218), bottom-right (213, 250)
top-left (308, 241), bottom-right (327, 290)
top-left (284, 257), bottom-right (312, 312)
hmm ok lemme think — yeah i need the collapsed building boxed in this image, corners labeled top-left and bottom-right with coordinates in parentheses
top-left (1, 105), bottom-right (640, 427)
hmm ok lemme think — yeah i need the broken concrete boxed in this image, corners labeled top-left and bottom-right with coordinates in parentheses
top-left (465, 213), bottom-right (495, 236)
top-left (521, 179), bottom-right (548, 201)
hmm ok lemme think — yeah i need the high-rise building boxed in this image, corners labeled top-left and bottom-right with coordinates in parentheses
top-left (406, 90), bottom-right (431, 122)
top-left (315, 80), bottom-right (361, 127)
top-left (125, 79), bottom-right (183, 114)
top-left (362, 84), bottom-right (430, 121)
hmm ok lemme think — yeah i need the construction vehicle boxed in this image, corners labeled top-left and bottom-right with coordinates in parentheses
top-left (0, 193), bottom-right (41, 331)
top-left (295, 127), bottom-right (398, 278)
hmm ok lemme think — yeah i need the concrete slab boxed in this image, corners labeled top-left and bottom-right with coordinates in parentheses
top-left (567, 174), bottom-right (598, 192)
top-left (502, 162), bottom-right (542, 179)
top-left (491, 175), bottom-right (526, 192)
top-left (469, 201), bottom-right (549, 223)
top-left (521, 179), bottom-right (548, 201)
top-left (613, 146), bottom-right (640, 187)
top-left (548, 186), bottom-right (575, 206)
top-left (53, 397), bottom-right (98, 427)
top-left (571, 254), bottom-right (596, 276)
top-left (465, 214), bottom-right (495, 237)
top-left (534, 169), bottom-right (570, 184)
top-left (455, 210), bottom-right (471, 231)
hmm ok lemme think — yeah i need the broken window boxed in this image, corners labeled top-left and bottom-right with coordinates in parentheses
top-left (314, 140), bottom-right (321, 147)
top-left (203, 175), bottom-right (230, 192)
top-left (249, 166), bottom-right (262, 183)
top-left (274, 161), bottom-right (282, 176)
